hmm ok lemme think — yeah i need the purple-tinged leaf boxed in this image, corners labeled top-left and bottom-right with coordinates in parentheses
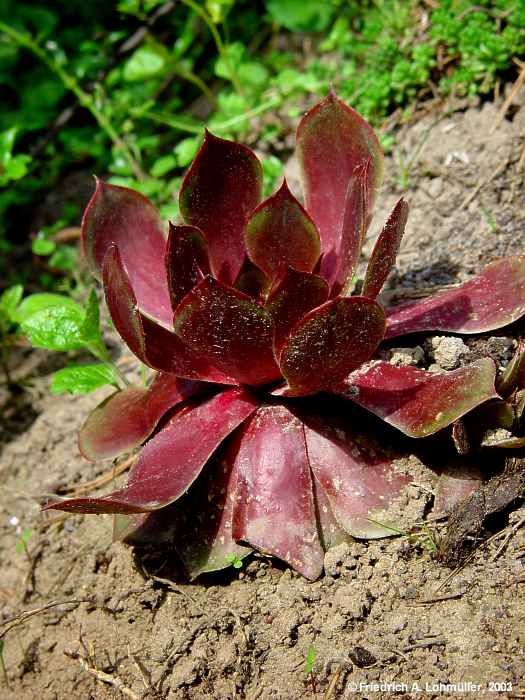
top-left (234, 257), bottom-right (270, 301)
top-left (245, 180), bottom-right (320, 281)
top-left (385, 257), bottom-right (525, 339)
top-left (311, 476), bottom-right (350, 550)
top-left (174, 276), bottom-right (281, 386)
top-left (304, 413), bottom-right (411, 538)
top-left (319, 161), bottom-right (366, 294)
top-left (82, 180), bottom-right (172, 326)
top-left (433, 464), bottom-right (483, 516)
top-left (279, 296), bottom-right (385, 394)
top-left (165, 223), bottom-right (209, 311)
top-left (78, 373), bottom-right (206, 461)
top-left (103, 246), bottom-right (236, 383)
top-left (179, 130), bottom-right (263, 285)
top-left (232, 405), bottom-right (324, 580)
top-left (296, 91), bottom-right (383, 259)
top-left (265, 268), bottom-right (328, 354)
top-left (362, 198), bottom-right (409, 299)
top-left (44, 388), bottom-right (259, 514)
top-left (116, 444), bottom-right (252, 578)
top-left (336, 359), bottom-right (498, 437)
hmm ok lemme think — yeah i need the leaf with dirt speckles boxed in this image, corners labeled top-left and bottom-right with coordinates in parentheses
top-left (232, 405), bottom-right (324, 580)
top-left (103, 246), bottom-right (236, 383)
top-left (363, 198), bottom-right (409, 299)
top-left (173, 275), bottom-right (281, 386)
top-left (45, 388), bottom-right (259, 514)
top-left (279, 296), bottom-right (385, 394)
top-left (265, 268), bottom-right (328, 354)
top-left (385, 257), bottom-right (525, 338)
top-left (303, 411), bottom-right (411, 538)
top-left (335, 358), bottom-right (498, 437)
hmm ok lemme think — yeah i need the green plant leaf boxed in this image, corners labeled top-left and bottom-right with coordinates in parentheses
top-left (304, 645), bottom-right (316, 674)
top-left (20, 304), bottom-right (86, 351)
top-left (123, 44), bottom-right (167, 81)
top-left (265, 0), bottom-right (336, 32)
top-left (0, 284), bottom-right (23, 318)
top-left (50, 363), bottom-right (119, 394)
top-left (80, 290), bottom-right (109, 360)
top-left (32, 233), bottom-right (56, 256)
top-left (13, 293), bottom-right (81, 324)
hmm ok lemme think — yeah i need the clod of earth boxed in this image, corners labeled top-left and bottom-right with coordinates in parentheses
top-left (45, 91), bottom-right (525, 580)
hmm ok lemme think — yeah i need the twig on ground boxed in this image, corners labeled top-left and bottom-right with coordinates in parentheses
top-left (491, 515), bottom-right (525, 561)
top-left (490, 60), bottom-right (525, 134)
top-left (460, 158), bottom-right (510, 209)
top-left (0, 599), bottom-right (92, 639)
top-left (62, 454), bottom-right (136, 496)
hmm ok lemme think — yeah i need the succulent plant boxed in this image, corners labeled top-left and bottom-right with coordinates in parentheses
top-left (46, 92), bottom-right (525, 580)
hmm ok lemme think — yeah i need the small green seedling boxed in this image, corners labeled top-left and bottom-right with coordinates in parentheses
top-left (15, 527), bottom-right (32, 555)
top-left (304, 645), bottom-right (316, 674)
top-left (225, 553), bottom-right (243, 569)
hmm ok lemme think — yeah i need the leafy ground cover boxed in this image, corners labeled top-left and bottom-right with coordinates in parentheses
top-left (1, 0), bottom-right (524, 291)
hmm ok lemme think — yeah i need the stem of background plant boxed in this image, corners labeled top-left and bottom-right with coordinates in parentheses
top-left (0, 21), bottom-right (145, 182)
top-left (135, 93), bottom-right (282, 135)
top-left (179, 0), bottom-right (244, 98)
top-left (87, 342), bottom-right (130, 388)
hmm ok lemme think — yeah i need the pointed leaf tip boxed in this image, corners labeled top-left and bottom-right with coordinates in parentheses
top-left (179, 132), bottom-right (263, 285)
top-left (47, 388), bottom-right (259, 515)
top-left (82, 180), bottom-right (172, 326)
top-left (245, 180), bottom-right (320, 281)
top-left (363, 198), bottom-right (409, 299)
top-left (296, 94), bottom-right (383, 262)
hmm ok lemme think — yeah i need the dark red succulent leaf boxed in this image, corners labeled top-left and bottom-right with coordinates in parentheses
top-left (296, 90), bottom-right (383, 263)
top-left (165, 223), bottom-right (210, 311)
top-left (173, 275), bottom-right (281, 386)
top-left (303, 411), bottom-right (412, 538)
top-left (179, 130), bottom-right (263, 285)
top-left (234, 257), bottom-right (271, 301)
top-left (79, 373), bottom-right (207, 461)
top-left (117, 443), bottom-right (252, 579)
top-left (232, 405), bottom-right (324, 580)
top-left (82, 180), bottom-right (172, 326)
top-left (245, 180), bottom-right (321, 281)
top-left (279, 296), bottom-right (386, 394)
top-left (265, 268), bottom-right (329, 354)
top-left (320, 160), bottom-right (367, 294)
top-left (362, 198), bottom-right (409, 299)
top-left (433, 464), bottom-right (483, 516)
top-left (385, 257), bottom-right (525, 339)
top-left (336, 358), bottom-right (498, 437)
top-left (103, 246), bottom-right (236, 383)
top-left (44, 388), bottom-right (259, 515)
top-left (311, 476), bottom-right (349, 549)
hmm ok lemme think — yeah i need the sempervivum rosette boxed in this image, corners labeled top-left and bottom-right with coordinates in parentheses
top-left (46, 92), bottom-right (525, 580)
